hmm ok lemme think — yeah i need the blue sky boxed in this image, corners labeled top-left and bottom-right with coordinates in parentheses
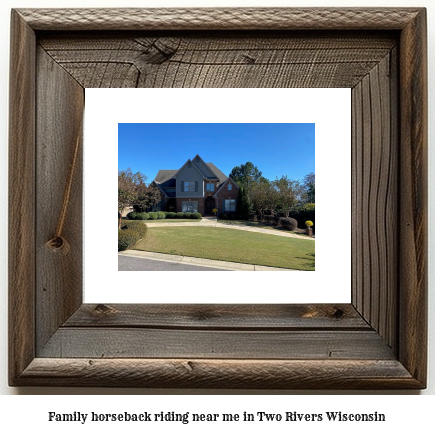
top-left (118, 123), bottom-right (315, 183)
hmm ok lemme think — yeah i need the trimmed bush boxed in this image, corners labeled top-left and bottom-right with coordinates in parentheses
top-left (176, 212), bottom-right (185, 218)
top-left (166, 212), bottom-right (177, 219)
top-left (157, 211), bottom-right (165, 219)
top-left (191, 212), bottom-right (202, 219)
top-left (279, 217), bottom-right (298, 231)
top-left (126, 211), bottom-right (138, 220)
top-left (118, 228), bottom-right (140, 251)
top-left (122, 221), bottom-right (148, 238)
top-left (219, 213), bottom-right (228, 220)
top-left (184, 212), bottom-right (192, 219)
top-left (288, 203), bottom-right (315, 229)
top-left (127, 211), bottom-right (149, 220)
top-left (148, 212), bottom-right (159, 220)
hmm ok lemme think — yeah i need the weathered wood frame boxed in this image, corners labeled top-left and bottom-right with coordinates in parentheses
top-left (9, 8), bottom-right (427, 389)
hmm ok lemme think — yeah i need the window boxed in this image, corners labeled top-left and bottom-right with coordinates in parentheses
top-left (182, 201), bottom-right (199, 213)
top-left (228, 183), bottom-right (232, 191)
top-left (224, 199), bottom-right (236, 212)
top-left (152, 202), bottom-right (162, 212)
top-left (206, 183), bottom-right (214, 192)
top-left (184, 181), bottom-right (195, 192)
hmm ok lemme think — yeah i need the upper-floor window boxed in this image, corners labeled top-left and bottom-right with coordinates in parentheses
top-left (228, 183), bottom-right (232, 190)
top-left (206, 183), bottom-right (214, 192)
top-left (184, 181), bottom-right (195, 192)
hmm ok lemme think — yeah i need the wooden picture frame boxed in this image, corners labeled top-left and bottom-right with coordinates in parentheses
top-left (9, 8), bottom-right (427, 389)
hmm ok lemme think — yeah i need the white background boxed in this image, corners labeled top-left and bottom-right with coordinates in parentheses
top-left (85, 88), bottom-right (351, 304)
top-left (0, 0), bottom-right (434, 427)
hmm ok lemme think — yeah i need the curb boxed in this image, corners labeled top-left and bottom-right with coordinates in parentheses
top-left (119, 250), bottom-right (300, 271)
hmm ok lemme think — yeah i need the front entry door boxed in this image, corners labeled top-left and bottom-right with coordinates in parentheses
top-left (205, 196), bottom-right (215, 215)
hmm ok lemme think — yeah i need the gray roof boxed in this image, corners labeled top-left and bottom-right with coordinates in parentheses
top-left (207, 163), bottom-right (228, 185)
top-left (153, 157), bottom-right (229, 191)
top-left (154, 170), bottom-right (177, 184)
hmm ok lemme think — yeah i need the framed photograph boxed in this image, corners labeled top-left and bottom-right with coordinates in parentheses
top-left (87, 88), bottom-right (348, 303)
top-left (9, 8), bottom-right (427, 388)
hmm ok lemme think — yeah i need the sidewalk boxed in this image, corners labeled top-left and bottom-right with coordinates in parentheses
top-left (119, 250), bottom-right (299, 271)
top-left (144, 217), bottom-right (314, 240)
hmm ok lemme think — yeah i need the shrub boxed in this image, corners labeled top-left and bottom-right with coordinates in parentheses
top-left (219, 213), bottom-right (228, 220)
top-left (279, 217), bottom-right (298, 231)
top-left (191, 212), bottom-right (202, 219)
top-left (176, 212), bottom-right (185, 218)
top-left (166, 212), bottom-right (176, 219)
top-left (122, 221), bottom-right (148, 238)
top-left (157, 211), bottom-right (165, 219)
top-left (127, 211), bottom-right (149, 220)
top-left (184, 212), bottom-right (192, 219)
top-left (261, 215), bottom-right (276, 224)
top-left (126, 211), bottom-right (138, 220)
top-left (118, 228), bottom-right (140, 251)
top-left (148, 212), bottom-right (159, 220)
top-left (288, 203), bottom-right (315, 228)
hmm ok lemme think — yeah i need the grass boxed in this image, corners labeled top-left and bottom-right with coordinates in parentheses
top-left (142, 219), bottom-right (202, 223)
top-left (217, 218), bottom-right (309, 236)
top-left (133, 226), bottom-right (315, 270)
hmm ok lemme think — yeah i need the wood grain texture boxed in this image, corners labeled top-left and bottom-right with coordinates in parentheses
top-left (8, 8), bottom-right (427, 389)
top-left (17, 358), bottom-right (420, 389)
top-left (39, 33), bottom-right (396, 88)
top-left (35, 48), bottom-right (84, 353)
top-left (8, 10), bottom-right (36, 386)
top-left (351, 50), bottom-right (398, 351)
top-left (65, 304), bottom-right (369, 329)
top-left (39, 329), bottom-right (395, 360)
top-left (16, 8), bottom-right (422, 31)
top-left (398, 8), bottom-right (428, 386)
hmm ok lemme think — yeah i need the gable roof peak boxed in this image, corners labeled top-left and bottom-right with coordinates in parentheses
top-left (174, 157), bottom-right (204, 179)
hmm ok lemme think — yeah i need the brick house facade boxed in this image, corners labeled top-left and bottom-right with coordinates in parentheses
top-left (152, 155), bottom-right (239, 216)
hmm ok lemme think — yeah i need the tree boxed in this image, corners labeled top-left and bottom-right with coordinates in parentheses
top-left (135, 183), bottom-right (162, 212)
top-left (229, 162), bottom-right (262, 202)
top-left (251, 178), bottom-right (272, 215)
top-left (274, 175), bottom-right (301, 217)
top-left (237, 186), bottom-right (251, 218)
top-left (118, 168), bottom-right (147, 228)
top-left (301, 172), bottom-right (315, 204)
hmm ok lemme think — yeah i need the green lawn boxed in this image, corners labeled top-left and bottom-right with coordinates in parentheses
top-left (141, 219), bottom-right (202, 223)
top-left (217, 219), bottom-right (309, 236)
top-left (133, 226), bottom-right (315, 270)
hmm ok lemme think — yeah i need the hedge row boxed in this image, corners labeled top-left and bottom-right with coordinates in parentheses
top-left (127, 211), bottom-right (202, 220)
top-left (250, 214), bottom-right (298, 231)
top-left (118, 221), bottom-right (148, 252)
top-left (127, 211), bottom-right (165, 220)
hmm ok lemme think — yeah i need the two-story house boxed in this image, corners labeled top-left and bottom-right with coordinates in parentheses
top-left (152, 154), bottom-right (239, 216)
